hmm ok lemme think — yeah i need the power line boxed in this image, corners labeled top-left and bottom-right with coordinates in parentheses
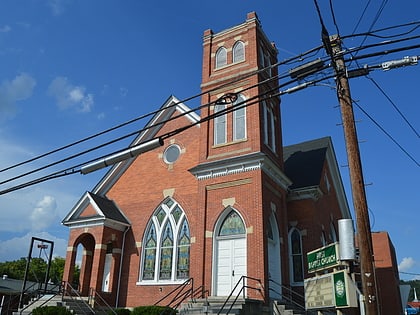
top-left (0, 45), bottom-right (322, 177)
top-left (366, 76), bottom-right (420, 138)
top-left (0, 33), bottom-right (418, 192)
top-left (352, 99), bottom-right (419, 167)
top-left (347, 21), bottom-right (420, 40)
top-left (328, 0), bottom-right (340, 36)
top-left (351, 0), bottom-right (372, 35)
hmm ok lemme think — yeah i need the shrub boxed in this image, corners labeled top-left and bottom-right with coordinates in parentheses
top-left (131, 305), bottom-right (174, 315)
top-left (109, 308), bottom-right (131, 315)
top-left (32, 305), bottom-right (72, 315)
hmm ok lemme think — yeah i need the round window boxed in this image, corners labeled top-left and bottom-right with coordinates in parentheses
top-left (163, 144), bottom-right (181, 164)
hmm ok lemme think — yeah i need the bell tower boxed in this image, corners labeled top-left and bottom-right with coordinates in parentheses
top-left (190, 12), bottom-right (290, 300)
top-left (199, 12), bottom-right (283, 168)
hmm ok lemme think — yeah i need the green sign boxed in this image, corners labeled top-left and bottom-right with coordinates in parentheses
top-left (334, 271), bottom-right (348, 307)
top-left (307, 243), bottom-right (339, 273)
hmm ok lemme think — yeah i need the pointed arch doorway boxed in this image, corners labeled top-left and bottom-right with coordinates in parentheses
top-left (213, 208), bottom-right (247, 296)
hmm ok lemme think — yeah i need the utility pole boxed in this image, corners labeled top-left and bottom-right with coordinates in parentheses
top-left (330, 34), bottom-right (379, 315)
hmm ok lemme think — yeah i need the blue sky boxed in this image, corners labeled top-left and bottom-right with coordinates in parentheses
top-left (0, 0), bottom-right (418, 281)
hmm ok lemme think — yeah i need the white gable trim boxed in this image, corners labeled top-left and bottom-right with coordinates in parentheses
top-left (93, 95), bottom-right (199, 195)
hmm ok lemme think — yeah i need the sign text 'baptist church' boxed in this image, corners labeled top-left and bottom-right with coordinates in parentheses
top-left (307, 243), bottom-right (340, 273)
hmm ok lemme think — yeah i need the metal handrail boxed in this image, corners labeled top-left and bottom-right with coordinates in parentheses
top-left (191, 285), bottom-right (209, 300)
top-left (280, 284), bottom-right (306, 311)
top-left (217, 276), bottom-right (266, 315)
top-left (18, 282), bottom-right (62, 314)
top-left (153, 278), bottom-right (194, 308)
top-left (88, 287), bottom-right (117, 315)
top-left (62, 281), bottom-right (95, 315)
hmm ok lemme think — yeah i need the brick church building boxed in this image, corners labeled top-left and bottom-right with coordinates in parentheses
top-left (62, 12), bottom-right (354, 311)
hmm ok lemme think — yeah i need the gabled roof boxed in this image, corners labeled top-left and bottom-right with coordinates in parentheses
top-left (284, 147), bottom-right (327, 189)
top-left (283, 137), bottom-right (351, 219)
top-left (62, 95), bottom-right (199, 229)
top-left (92, 95), bottom-right (200, 195)
top-left (88, 193), bottom-right (130, 224)
top-left (62, 191), bottom-right (130, 231)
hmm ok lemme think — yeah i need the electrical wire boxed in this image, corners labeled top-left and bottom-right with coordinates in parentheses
top-left (0, 45), bottom-right (323, 177)
top-left (0, 70), bottom-right (340, 195)
top-left (348, 0), bottom-right (390, 61)
top-left (328, 0), bottom-right (340, 36)
top-left (1, 34), bottom-right (418, 192)
top-left (366, 76), bottom-right (420, 138)
top-left (352, 99), bottom-right (419, 167)
top-left (345, 21), bottom-right (420, 40)
top-left (351, 0), bottom-right (372, 35)
top-left (341, 34), bottom-right (420, 60)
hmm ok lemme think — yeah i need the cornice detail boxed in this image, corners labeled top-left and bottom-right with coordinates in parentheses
top-left (189, 152), bottom-right (291, 190)
top-left (287, 186), bottom-right (324, 201)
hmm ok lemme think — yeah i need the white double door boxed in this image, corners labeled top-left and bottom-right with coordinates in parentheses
top-left (215, 237), bottom-right (247, 296)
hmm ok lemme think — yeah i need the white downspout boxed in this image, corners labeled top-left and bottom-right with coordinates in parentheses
top-left (116, 226), bottom-right (130, 308)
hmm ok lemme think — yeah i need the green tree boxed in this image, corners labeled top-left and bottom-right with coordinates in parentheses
top-left (0, 256), bottom-right (75, 284)
top-left (49, 257), bottom-right (66, 284)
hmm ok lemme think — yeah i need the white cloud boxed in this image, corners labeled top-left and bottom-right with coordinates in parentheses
top-left (0, 25), bottom-right (11, 33)
top-left (81, 93), bottom-right (94, 112)
top-left (46, 0), bottom-right (68, 16)
top-left (0, 231), bottom-right (68, 261)
top-left (398, 257), bottom-right (416, 272)
top-left (47, 76), bottom-right (94, 113)
top-left (31, 196), bottom-right (58, 231)
top-left (0, 73), bottom-right (36, 119)
top-left (119, 87), bottom-right (128, 97)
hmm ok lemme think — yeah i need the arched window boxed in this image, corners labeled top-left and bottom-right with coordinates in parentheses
top-left (215, 47), bottom-right (227, 68)
top-left (140, 198), bottom-right (190, 283)
top-left (214, 103), bottom-right (227, 145)
top-left (233, 41), bottom-right (245, 63)
top-left (262, 100), bottom-right (275, 151)
top-left (289, 228), bottom-right (304, 284)
top-left (233, 94), bottom-right (246, 141)
top-left (219, 210), bottom-right (246, 236)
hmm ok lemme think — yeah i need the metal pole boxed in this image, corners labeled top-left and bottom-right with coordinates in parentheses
top-left (330, 34), bottom-right (379, 315)
top-left (19, 237), bottom-right (35, 308)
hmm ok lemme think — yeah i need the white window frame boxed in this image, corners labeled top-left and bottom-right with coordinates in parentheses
top-left (138, 198), bottom-right (190, 284)
top-left (233, 94), bottom-right (246, 141)
top-left (214, 103), bottom-right (227, 145)
top-left (233, 41), bottom-right (245, 63)
top-left (215, 47), bottom-right (227, 68)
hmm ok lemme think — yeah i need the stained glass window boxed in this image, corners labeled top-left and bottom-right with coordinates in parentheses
top-left (142, 224), bottom-right (157, 280)
top-left (156, 207), bottom-right (166, 226)
top-left (172, 205), bottom-right (182, 224)
top-left (177, 220), bottom-right (190, 279)
top-left (219, 210), bottom-right (246, 236)
top-left (159, 223), bottom-right (173, 280)
top-left (141, 198), bottom-right (190, 283)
